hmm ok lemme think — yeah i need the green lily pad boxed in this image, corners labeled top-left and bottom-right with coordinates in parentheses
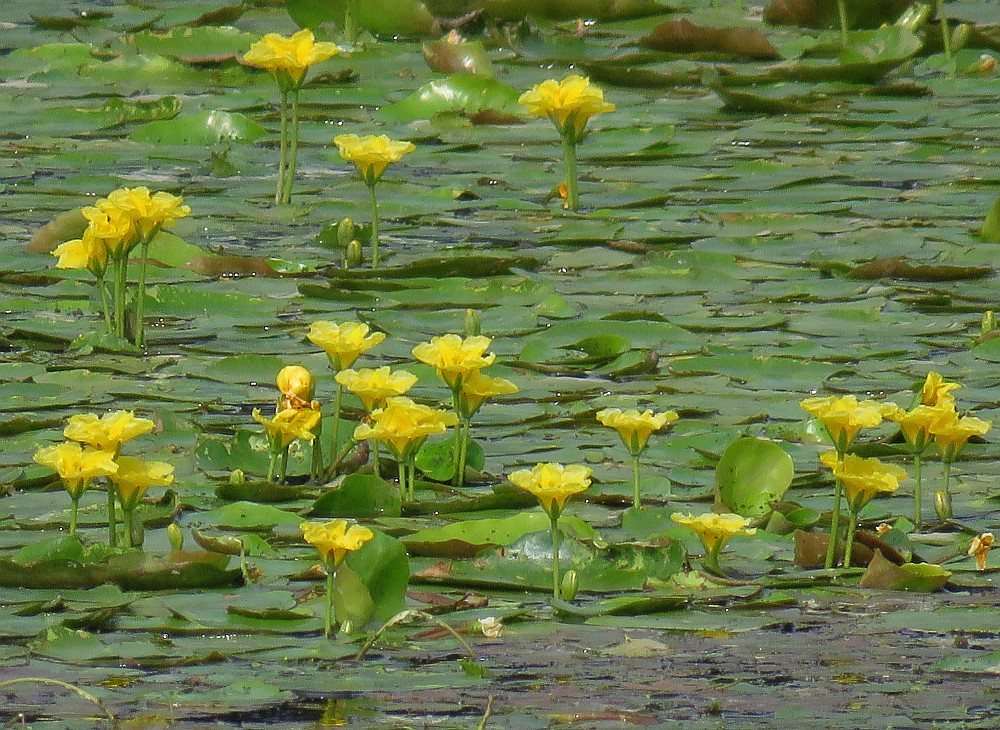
top-left (716, 437), bottom-right (794, 517)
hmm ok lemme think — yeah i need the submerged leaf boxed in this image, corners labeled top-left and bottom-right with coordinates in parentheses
top-left (641, 19), bottom-right (780, 60)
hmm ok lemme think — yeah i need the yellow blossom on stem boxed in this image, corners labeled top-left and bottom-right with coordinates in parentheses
top-left (920, 371), bottom-right (960, 407)
top-left (301, 519), bottom-right (374, 568)
top-left (308, 321), bottom-right (385, 371)
top-left (968, 533), bottom-right (993, 570)
top-left (508, 462), bottom-right (592, 520)
top-left (33, 442), bottom-right (118, 501)
top-left (243, 29), bottom-right (339, 90)
top-left (799, 395), bottom-right (884, 452)
top-left (53, 231), bottom-right (109, 277)
top-left (103, 187), bottom-right (191, 237)
top-left (670, 512), bottom-right (756, 571)
top-left (353, 397), bottom-right (458, 462)
top-left (276, 365), bottom-right (315, 409)
top-left (820, 452), bottom-right (908, 513)
top-left (64, 410), bottom-right (155, 452)
top-left (596, 408), bottom-right (678, 456)
top-left (518, 75), bottom-right (615, 142)
top-left (333, 134), bottom-right (416, 187)
top-left (930, 413), bottom-right (992, 462)
top-left (412, 334), bottom-right (496, 391)
top-left (335, 366), bottom-right (418, 412)
top-left (253, 407), bottom-right (321, 451)
top-left (110, 456), bottom-right (175, 511)
top-left (81, 204), bottom-right (139, 259)
top-left (459, 371), bottom-right (518, 419)
top-left (883, 403), bottom-right (955, 453)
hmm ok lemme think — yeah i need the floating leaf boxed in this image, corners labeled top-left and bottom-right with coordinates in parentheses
top-left (383, 73), bottom-right (521, 122)
top-left (641, 19), bottom-right (781, 60)
top-left (859, 551), bottom-right (952, 592)
top-left (131, 110), bottom-right (266, 144)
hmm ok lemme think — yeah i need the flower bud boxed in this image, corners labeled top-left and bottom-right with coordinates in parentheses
top-left (337, 217), bottom-right (355, 245)
top-left (276, 365), bottom-right (315, 405)
top-left (345, 239), bottom-right (363, 269)
top-left (228, 469), bottom-right (246, 485)
top-left (560, 569), bottom-right (579, 601)
top-left (983, 310), bottom-right (996, 336)
top-left (934, 490), bottom-right (952, 521)
top-left (951, 24), bottom-right (970, 52)
top-left (167, 522), bottom-right (184, 551)
top-left (464, 308), bottom-right (481, 337)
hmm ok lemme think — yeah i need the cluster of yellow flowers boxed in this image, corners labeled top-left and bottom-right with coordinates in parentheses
top-left (53, 186), bottom-right (190, 346)
top-left (802, 372), bottom-right (992, 568)
top-left (33, 411), bottom-right (172, 546)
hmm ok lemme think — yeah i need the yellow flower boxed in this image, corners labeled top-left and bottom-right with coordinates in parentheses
top-left (110, 456), bottom-right (174, 510)
top-left (333, 134), bottom-right (416, 186)
top-left (104, 187), bottom-right (191, 237)
top-left (508, 462), bottom-right (592, 518)
top-left (353, 396), bottom-right (458, 460)
top-left (81, 204), bottom-right (139, 259)
top-left (335, 366), bottom-right (418, 412)
top-left (308, 320), bottom-right (386, 371)
top-left (883, 403), bottom-right (955, 453)
top-left (670, 512), bottom-right (756, 558)
top-left (459, 371), bottom-right (518, 419)
top-left (64, 410), bottom-right (155, 451)
top-left (412, 334), bottom-right (496, 390)
top-left (931, 413), bottom-right (992, 462)
top-left (254, 407), bottom-right (321, 451)
top-left (243, 29), bottom-right (339, 90)
top-left (820, 452), bottom-right (908, 512)
top-left (920, 371), bottom-right (960, 407)
top-left (968, 532), bottom-right (993, 571)
top-left (52, 230), bottom-right (109, 277)
top-left (518, 75), bottom-right (615, 141)
top-left (33, 442), bottom-right (118, 499)
top-left (276, 365), bottom-right (315, 409)
top-left (596, 408), bottom-right (679, 455)
top-left (301, 519), bottom-right (374, 567)
top-left (799, 395), bottom-right (884, 452)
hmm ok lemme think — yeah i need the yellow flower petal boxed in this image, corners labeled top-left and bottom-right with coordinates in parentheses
top-left (352, 396), bottom-right (458, 460)
top-left (111, 456), bottom-right (174, 509)
top-left (596, 408), bottom-right (678, 454)
top-left (333, 134), bottom-right (415, 185)
top-left (412, 334), bottom-right (495, 390)
top-left (301, 519), bottom-right (374, 567)
top-left (518, 75), bottom-right (614, 140)
top-left (335, 366), bottom-right (418, 412)
top-left (33, 441), bottom-right (118, 499)
top-left (307, 320), bottom-right (386, 370)
top-left (670, 512), bottom-right (756, 557)
top-left (64, 411), bottom-right (155, 451)
top-left (508, 462), bottom-right (591, 518)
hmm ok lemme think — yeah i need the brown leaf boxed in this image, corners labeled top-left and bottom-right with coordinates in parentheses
top-left (184, 254), bottom-right (279, 278)
top-left (413, 560), bottom-right (453, 579)
top-left (27, 208), bottom-right (86, 253)
top-left (848, 257), bottom-right (993, 282)
top-left (763, 0), bottom-right (912, 29)
top-left (793, 529), bottom-right (872, 569)
top-left (641, 19), bottom-right (780, 60)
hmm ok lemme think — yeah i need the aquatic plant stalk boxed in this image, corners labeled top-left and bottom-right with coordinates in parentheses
top-left (282, 90), bottom-right (301, 203)
top-left (936, 0), bottom-right (952, 60)
top-left (368, 184), bottom-right (380, 268)
top-left (107, 485), bottom-right (118, 547)
top-left (329, 383), bottom-right (343, 473)
top-left (324, 566), bottom-right (335, 638)
top-left (560, 133), bottom-right (579, 210)
top-left (133, 233), bottom-right (154, 347)
top-left (98, 274), bottom-right (113, 333)
top-left (825, 449), bottom-right (846, 568)
top-left (843, 511), bottom-right (858, 568)
top-left (550, 514), bottom-right (561, 600)
top-left (913, 452), bottom-right (923, 526)
top-left (836, 0), bottom-right (849, 46)
top-left (69, 496), bottom-right (79, 536)
top-left (631, 453), bottom-right (642, 509)
top-left (275, 90), bottom-right (289, 204)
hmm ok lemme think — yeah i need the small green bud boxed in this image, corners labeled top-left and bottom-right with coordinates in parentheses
top-left (951, 23), bottom-right (971, 51)
top-left (228, 469), bottom-right (246, 485)
top-left (464, 308), bottom-right (481, 337)
top-left (345, 239), bottom-right (363, 268)
top-left (934, 490), bottom-right (952, 521)
top-left (167, 523), bottom-right (184, 551)
top-left (337, 217), bottom-right (355, 245)
top-left (561, 570), bottom-right (579, 601)
top-left (983, 310), bottom-right (996, 335)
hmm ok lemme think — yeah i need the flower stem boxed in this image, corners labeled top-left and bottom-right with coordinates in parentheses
top-left (329, 382), bottom-right (343, 473)
top-left (455, 417), bottom-right (470, 488)
top-left (311, 416), bottom-right (324, 482)
top-left (937, 0), bottom-right (952, 61)
top-left (550, 514), bottom-right (561, 601)
top-left (372, 443), bottom-right (381, 477)
top-left (134, 233), bottom-right (154, 347)
top-left (704, 545), bottom-right (723, 576)
top-left (123, 508), bottom-right (135, 549)
top-left (113, 257), bottom-right (128, 339)
top-left (825, 477), bottom-right (844, 569)
top-left (97, 274), bottom-right (113, 333)
top-left (560, 133), bottom-right (579, 211)
top-left (70, 497), bottom-right (79, 536)
top-left (107, 484), bottom-right (118, 548)
top-left (282, 90), bottom-right (300, 204)
top-left (836, 0), bottom-right (849, 46)
top-left (368, 183), bottom-right (380, 268)
top-left (279, 446), bottom-right (289, 484)
top-left (407, 460), bottom-right (417, 501)
top-left (843, 511), bottom-right (858, 569)
top-left (325, 566), bottom-right (336, 639)
top-left (631, 453), bottom-right (642, 509)
top-left (267, 450), bottom-right (278, 483)
top-left (398, 460), bottom-right (407, 499)
top-left (913, 452), bottom-right (923, 527)
top-left (276, 91), bottom-right (289, 205)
